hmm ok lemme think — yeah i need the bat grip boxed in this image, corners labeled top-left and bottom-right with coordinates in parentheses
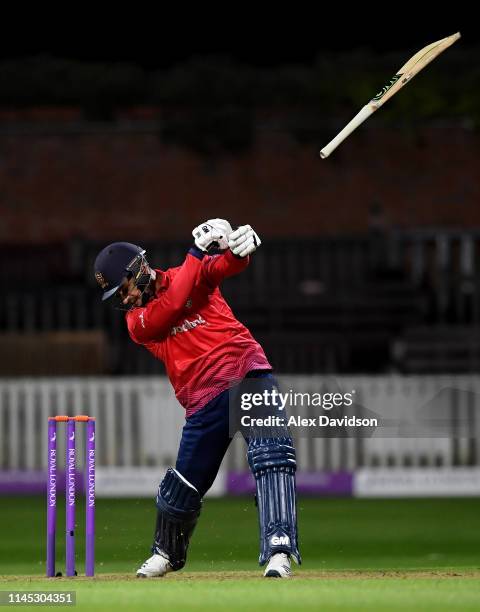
top-left (320, 105), bottom-right (374, 159)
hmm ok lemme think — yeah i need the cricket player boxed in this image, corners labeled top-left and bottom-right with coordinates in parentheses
top-left (94, 220), bottom-right (301, 578)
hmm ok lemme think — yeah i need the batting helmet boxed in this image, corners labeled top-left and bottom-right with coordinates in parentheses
top-left (94, 242), bottom-right (148, 301)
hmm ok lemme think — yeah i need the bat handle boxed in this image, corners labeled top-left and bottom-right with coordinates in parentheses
top-left (320, 105), bottom-right (374, 159)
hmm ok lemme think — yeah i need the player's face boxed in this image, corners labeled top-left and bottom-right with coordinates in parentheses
top-left (117, 276), bottom-right (143, 308)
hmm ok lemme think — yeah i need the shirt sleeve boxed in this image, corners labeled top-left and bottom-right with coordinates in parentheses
top-left (201, 249), bottom-right (249, 288)
top-left (127, 250), bottom-right (204, 343)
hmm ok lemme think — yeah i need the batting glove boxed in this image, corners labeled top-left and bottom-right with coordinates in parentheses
top-left (205, 218), bottom-right (233, 251)
top-left (228, 225), bottom-right (261, 258)
top-left (192, 222), bottom-right (224, 252)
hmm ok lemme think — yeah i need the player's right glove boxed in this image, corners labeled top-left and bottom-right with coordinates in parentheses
top-left (192, 222), bottom-right (224, 252)
top-left (228, 225), bottom-right (261, 258)
top-left (206, 218), bottom-right (233, 249)
top-left (192, 219), bottom-right (232, 252)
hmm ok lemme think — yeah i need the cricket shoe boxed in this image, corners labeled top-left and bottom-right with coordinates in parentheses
top-left (264, 553), bottom-right (292, 578)
top-left (136, 553), bottom-right (172, 578)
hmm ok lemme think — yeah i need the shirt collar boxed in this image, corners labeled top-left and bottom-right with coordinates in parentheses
top-left (154, 268), bottom-right (169, 292)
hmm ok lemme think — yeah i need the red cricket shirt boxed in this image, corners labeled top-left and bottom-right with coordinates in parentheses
top-left (126, 248), bottom-right (271, 416)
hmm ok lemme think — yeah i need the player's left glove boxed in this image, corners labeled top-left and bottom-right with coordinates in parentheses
top-left (228, 225), bottom-right (262, 258)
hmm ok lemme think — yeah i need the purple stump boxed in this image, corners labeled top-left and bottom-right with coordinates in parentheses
top-left (66, 419), bottom-right (76, 577)
top-left (85, 419), bottom-right (95, 576)
top-left (46, 419), bottom-right (57, 577)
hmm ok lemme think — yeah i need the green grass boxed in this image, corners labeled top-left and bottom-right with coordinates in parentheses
top-left (0, 497), bottom-right (479, 610)
top-left (1, 575), bottom-right (480, 611)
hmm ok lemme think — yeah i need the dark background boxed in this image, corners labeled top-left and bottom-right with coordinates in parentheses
top-left (2, 9), bottom-right (477, 67)
top-left (0, 14), bottom-right (479, 377)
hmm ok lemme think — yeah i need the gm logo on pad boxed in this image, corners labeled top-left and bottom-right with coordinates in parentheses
top-left (271, 535), bottom-right (290, 546)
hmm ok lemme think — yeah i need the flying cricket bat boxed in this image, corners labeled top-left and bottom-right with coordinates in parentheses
top-left (319, 32), bottom-right (461, 159)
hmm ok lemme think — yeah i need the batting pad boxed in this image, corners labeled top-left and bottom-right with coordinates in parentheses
top-left (247, 437), bottom-right (301, 565)
top-left (153, 468), bottom-right (202, 571)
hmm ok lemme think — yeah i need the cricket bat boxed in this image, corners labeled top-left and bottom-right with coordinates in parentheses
top-left (319, 32), bottom-right (461, 159)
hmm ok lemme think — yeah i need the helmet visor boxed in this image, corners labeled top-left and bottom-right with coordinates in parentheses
top-left (102, 284), bottom-right (122, 301)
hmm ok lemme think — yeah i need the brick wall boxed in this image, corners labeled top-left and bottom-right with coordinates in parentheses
top-left (1, 111), bottom-right (478, 244)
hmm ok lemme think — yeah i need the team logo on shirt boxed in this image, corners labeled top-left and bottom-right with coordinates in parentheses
top-left (171, 314), bottom-right (206, 336)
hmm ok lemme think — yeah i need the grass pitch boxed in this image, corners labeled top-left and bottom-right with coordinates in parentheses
top-left (0, 497), bottom-right (479, 610)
